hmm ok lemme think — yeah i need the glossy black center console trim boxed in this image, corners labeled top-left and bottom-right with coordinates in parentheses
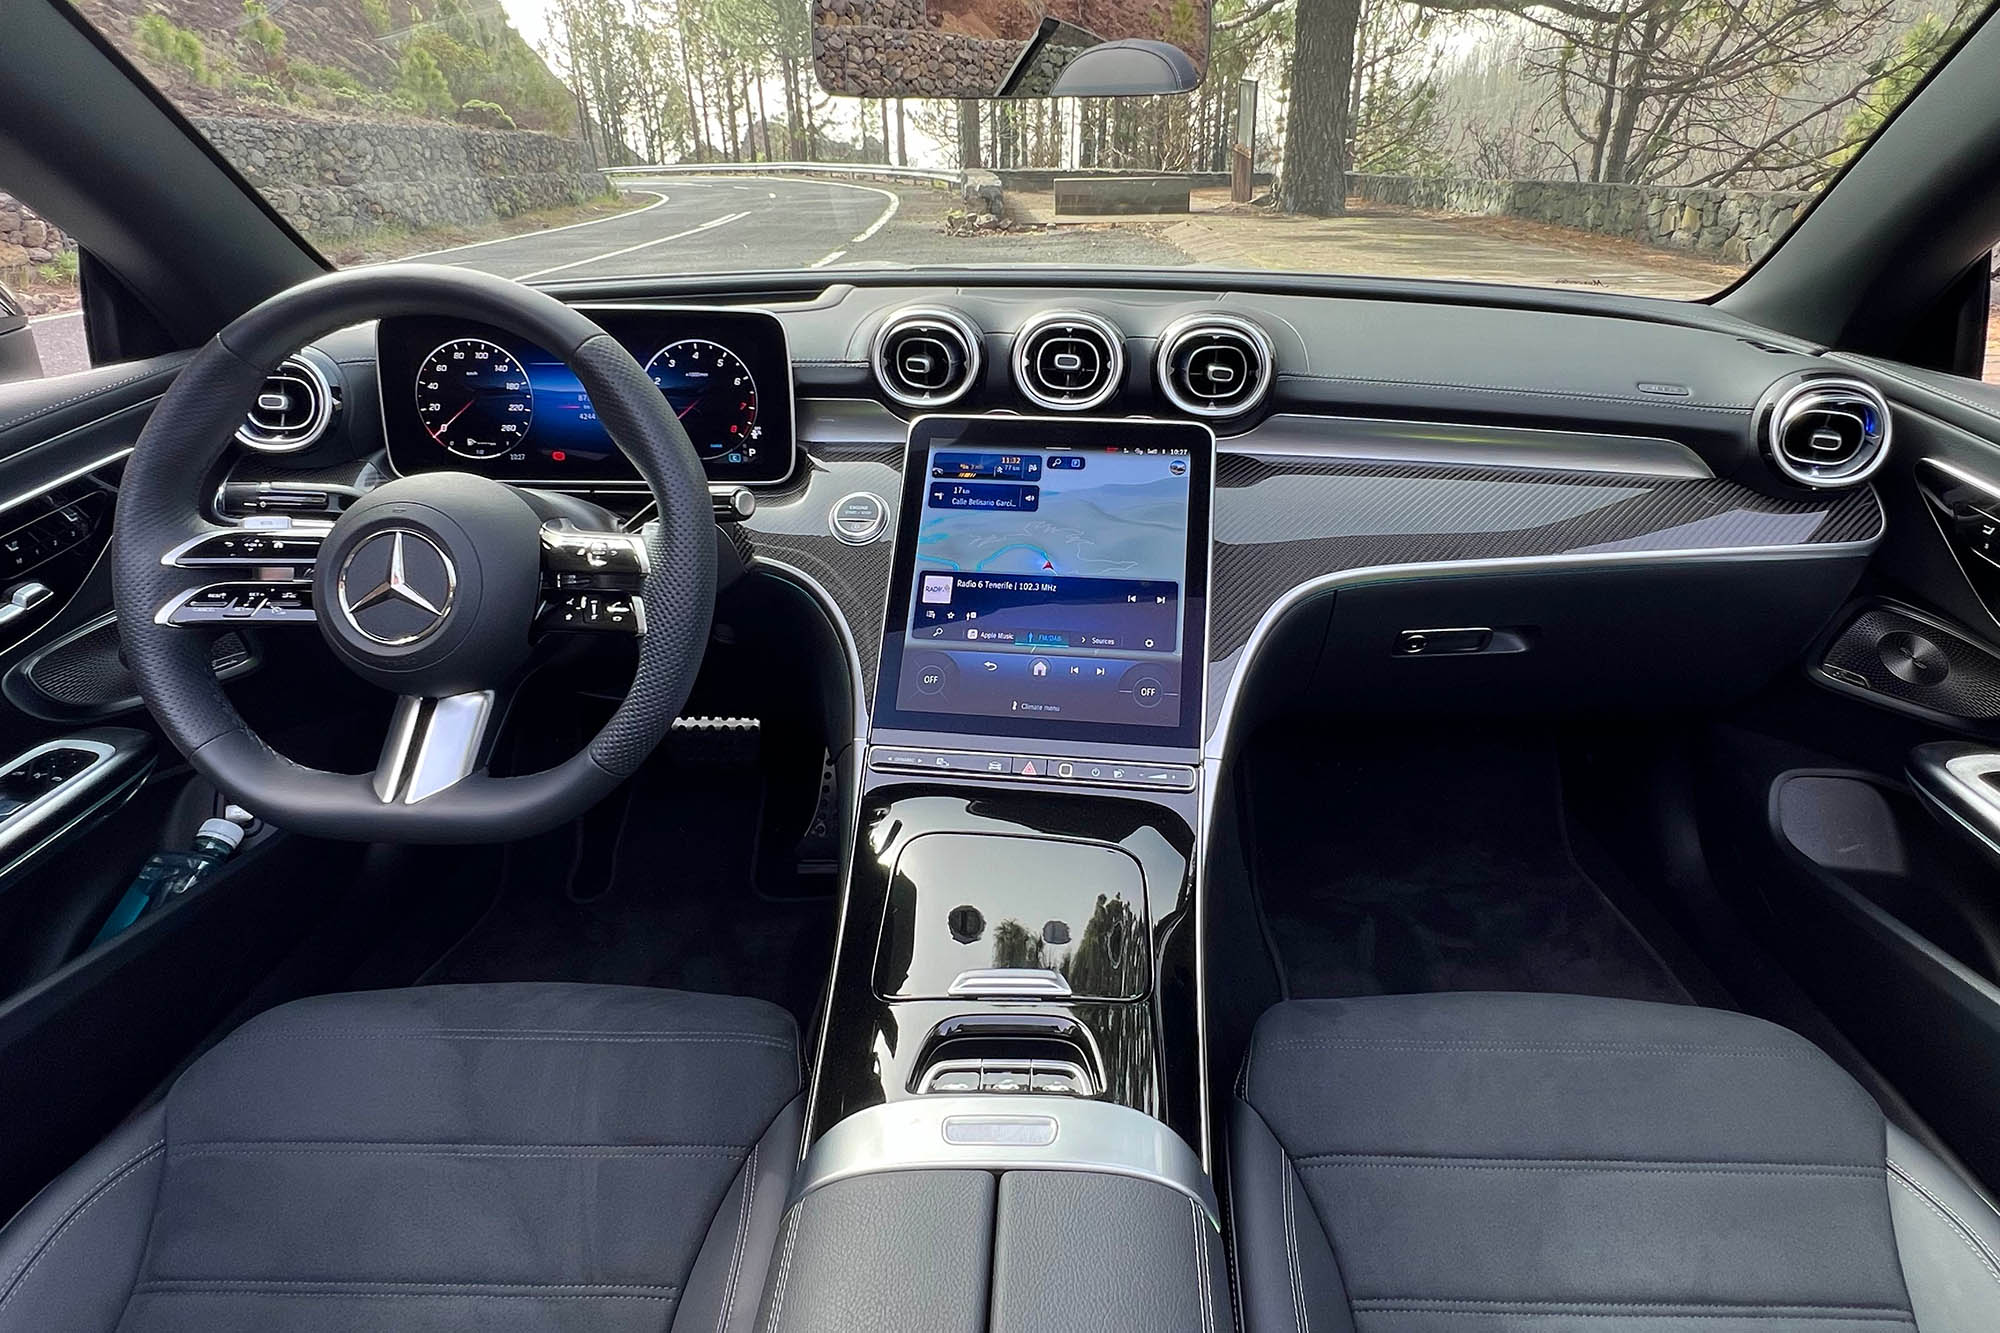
top-left (807, 784), bottom-right (1201, 1150)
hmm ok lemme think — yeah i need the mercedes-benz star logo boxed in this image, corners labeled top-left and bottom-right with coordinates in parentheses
top-left (337, 529), bottom-right (456, 646)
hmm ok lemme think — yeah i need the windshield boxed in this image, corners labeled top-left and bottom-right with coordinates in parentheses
top-left (55, 0), bottom-right (1988, 301)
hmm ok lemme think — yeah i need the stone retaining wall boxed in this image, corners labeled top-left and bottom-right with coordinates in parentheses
top-left (997, 168), bottom-right (1273, 191)
top-left (1348, 173), bottom-right (1810, 264)
top-left (193, 117), bottom-right (606, 238)
top-left (0, 193), bottom-right (74, 269)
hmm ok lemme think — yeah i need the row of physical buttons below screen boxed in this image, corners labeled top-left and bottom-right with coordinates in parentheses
top-left (869, 745), bottom-right (1196, 791)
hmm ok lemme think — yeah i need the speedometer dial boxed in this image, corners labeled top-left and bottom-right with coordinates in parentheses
top-left (644, 340), bottom-right (761, 461)
top-left (415, 338), bottom-right (533, 460)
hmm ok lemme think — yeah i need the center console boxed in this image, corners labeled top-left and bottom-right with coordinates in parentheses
top-left (762, 417), bottom-right (1220, 1331)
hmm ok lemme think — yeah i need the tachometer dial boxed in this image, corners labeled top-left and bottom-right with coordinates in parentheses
top-left (415, 338), bottom-right (533, 460)
top-left (644, 339), bottom-right (761, 460)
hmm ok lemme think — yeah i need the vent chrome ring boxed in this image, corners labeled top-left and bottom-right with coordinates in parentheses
top-left (237, 354), bottom-right (336, 454)
top-left (1762, 375), bottom-right (1891, 489)
top-left (873, 306), bottom-right (983, 408)
top-left (1013, 310), bottom-right (1125, 412)
top-left (1155, 314), bottom-right (1275, 419)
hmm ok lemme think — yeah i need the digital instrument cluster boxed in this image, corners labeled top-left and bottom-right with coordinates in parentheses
top-left (376, 308), bottom-right (794, 485)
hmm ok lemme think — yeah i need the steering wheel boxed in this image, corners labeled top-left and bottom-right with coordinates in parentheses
top-left (111, 266), bottom-right (715, 843)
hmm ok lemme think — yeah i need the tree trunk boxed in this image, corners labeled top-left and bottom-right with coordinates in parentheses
top-left (1600, 5), bottom-right (1661, 183)
top-left (958, 99), bottom-right (981, 168)
top-left (896, 99), bottom-right (908, 166)
top-left (756, 73), bottom-right (771, 160)
top-left (1277, 0), bottom-right (1362, 215)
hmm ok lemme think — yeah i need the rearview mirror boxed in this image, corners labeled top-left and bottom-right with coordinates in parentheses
top-left (812, 0), bottom-right (1208, 99)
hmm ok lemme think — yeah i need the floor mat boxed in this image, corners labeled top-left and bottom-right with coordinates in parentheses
top-left (1244, 729), bottom-right (1692, 1004)
top-left (419, 762), bottom-right (835, 1027)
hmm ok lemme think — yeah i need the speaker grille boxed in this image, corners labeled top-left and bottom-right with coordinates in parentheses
top-left (1820, 607), bottom-right (2000, 719)
top-left (22, 620), bottom-right (249, 711)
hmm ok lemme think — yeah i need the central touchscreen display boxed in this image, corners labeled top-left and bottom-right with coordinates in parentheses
top-left (875, 416), bottom-right (1211, 749)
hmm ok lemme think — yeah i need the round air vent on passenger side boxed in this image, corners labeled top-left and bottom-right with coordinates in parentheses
top-left (1013, 310), bottom-right (1124, 412)
top-left (236, 352), bottom-right (337, 453)
top-left (1756, 374), bottom-right (1891, 488)
top-left (873, 307), bottom-right (982, 407)
top-left (1155, 314), bottom-right (1275, 419)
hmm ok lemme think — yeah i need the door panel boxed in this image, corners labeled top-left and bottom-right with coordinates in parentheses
top-left (1693, 359), bottom-right (2000, 1187)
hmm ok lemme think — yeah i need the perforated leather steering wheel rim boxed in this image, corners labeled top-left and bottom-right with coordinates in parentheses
top-left (111, 265), bottom-right (715, 843)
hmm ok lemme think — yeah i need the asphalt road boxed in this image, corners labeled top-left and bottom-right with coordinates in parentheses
top-left (26, 173), bottom-right (1191, 374)
top-left (412, 176), bottom-right (910, 280)
top-left (412, 173), bottom-right (1190, 279)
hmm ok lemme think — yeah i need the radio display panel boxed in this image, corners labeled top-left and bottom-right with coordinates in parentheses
top-left (874, 416), bottom-right (1212, 749)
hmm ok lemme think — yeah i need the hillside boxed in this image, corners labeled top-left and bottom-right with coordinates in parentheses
top-left (70, 0), bottom-right (575, 133)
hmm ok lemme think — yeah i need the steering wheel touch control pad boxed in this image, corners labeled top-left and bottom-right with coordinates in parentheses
top-left (111, 265), bottom-right (716, 843)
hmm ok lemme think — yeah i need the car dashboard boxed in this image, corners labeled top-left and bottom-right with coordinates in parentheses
top-left (216, 275), bottom-right (1890, 765)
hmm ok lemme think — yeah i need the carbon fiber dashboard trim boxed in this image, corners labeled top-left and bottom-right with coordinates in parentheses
top-left (1210, 453), bottom-right (1883, 660)
top-left (739, 443), bottom-right (1883, 724)
top-left (731, 440), bottom-right (900, 700)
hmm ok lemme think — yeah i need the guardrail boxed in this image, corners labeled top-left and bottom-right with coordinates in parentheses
top-left (602, 161), bottom-right (965, 190)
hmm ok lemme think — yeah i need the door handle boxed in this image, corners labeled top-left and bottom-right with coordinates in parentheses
top-left (1908, 741), bottom-right (2000, 866)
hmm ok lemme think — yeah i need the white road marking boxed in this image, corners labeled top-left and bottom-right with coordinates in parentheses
top-left (389, 190), bottom-right (671, 263)
top-left (513, 210), bottom-right (750, 280)
top-left (28, 310), bottom-right (81, 325)
top-left (843, 185), bottom-right (900, 244)
top-left (809, 249), bottom-right (848, 269)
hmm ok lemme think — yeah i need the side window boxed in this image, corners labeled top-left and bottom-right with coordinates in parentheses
top-left (0, 188), bottom-right (82, 384)
top-left (1987, 248), bottom-right (1999, 385)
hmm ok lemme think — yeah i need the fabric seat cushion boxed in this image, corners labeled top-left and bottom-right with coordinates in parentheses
top-left (1230, 991), bottom-right (2000, 1333)
top-left (0, 982), bottom-right (803, 1333)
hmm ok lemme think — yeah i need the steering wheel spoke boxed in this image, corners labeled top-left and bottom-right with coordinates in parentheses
top-left (153, 520), bottom-right (328, 627)
top-left (373, 691), bottom-right (496, 804)
top-left (537, 520), bottom-right (649, 635)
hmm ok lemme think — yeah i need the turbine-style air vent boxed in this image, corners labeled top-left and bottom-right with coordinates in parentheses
top-left (1760, 375), bottom-right (1891, 488)
top-left (874, 307), bottom-right (982, 407)
top-left (237, 354), bottom-right (336, 453)
top-left (1156, 315), bottom-right (1275, 419)
top-left (1014, 310), bottom-right (1124, 412)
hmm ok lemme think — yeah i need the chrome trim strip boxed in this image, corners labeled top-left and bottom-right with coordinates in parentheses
top-left (372, 691), bottom-right (495, 804)
top-left (1200, 499), bottom-right (1886, 765)
top-left (1918, 455), bottom-right (2000, 503)
top-left (1911, 756), bottom-right (2000, 866)
top-left (0, 734), bottom-right (153, 884)
top-left (153, 579), bottom-right (315, 626)
top-left (159, 519), bottom-right (332, 567)
top-left (751, 554), bottom-right (872, 1164)
top-left (794, 1097), bottom-right (1218, 1226)
top-left (947, 967), bottom-right (1073, 998)
top-left (1233, 413), bottom-right (1714, 478)
top-left (0, 447), bottom-right (132, 520)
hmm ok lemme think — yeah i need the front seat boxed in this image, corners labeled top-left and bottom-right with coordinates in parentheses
top-left (1231, 992), bottom-right (2000, 1333)
top-left (0, 983), bottom-right (802, 1332)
